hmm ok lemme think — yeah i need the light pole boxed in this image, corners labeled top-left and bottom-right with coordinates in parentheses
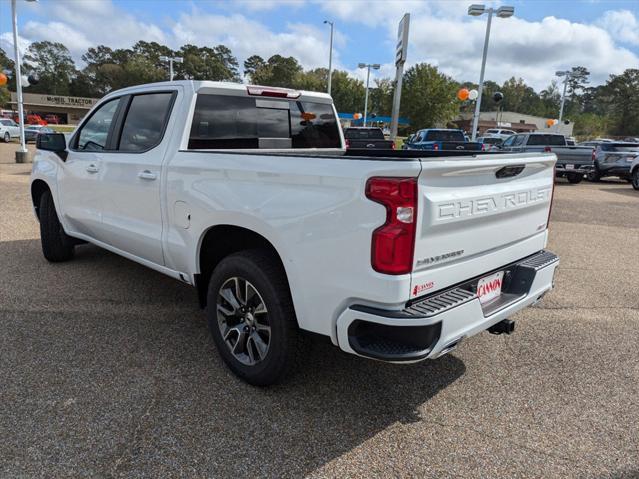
top-left (556, 69), bottom-right (575, 124)
top-left (11, 0), bottom-right (37, 163)
top-left (323, 20), bottom-right (334, 96)
top-left (358, 63), bottom-right (380, 127)
top-left (159, 55), bottom-right (183, 81)
top-left (468, 4), bottom-right (514, 141)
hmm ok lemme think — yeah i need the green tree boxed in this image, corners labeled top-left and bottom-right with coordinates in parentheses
top-left (369, 78), bottom-right (394, 117)
top-left (178, 44), bottom-right (240, 81)
top-left (22, 41), bottom-right (76, 95)
top-left (400, 63), bottom-right (459, 129)
top-left (249, 54), bottom-right (303, 87)
top-left (602, 68), bottom-right (639, 136)
top-left (243, 55), bottom-right (266, 80)
top-left (328, 70), bottom-right (365, 113)
top-left (0, 47), bottom-right (16, 106)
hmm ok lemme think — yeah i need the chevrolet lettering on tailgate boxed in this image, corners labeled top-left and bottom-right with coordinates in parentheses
top-left (436, 187), bottom-right (552, 221)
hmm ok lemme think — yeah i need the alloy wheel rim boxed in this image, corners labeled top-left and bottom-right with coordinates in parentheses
top-left (216, 277), bottom-right (271, 366)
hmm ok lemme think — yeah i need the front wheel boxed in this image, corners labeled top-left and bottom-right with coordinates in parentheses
top-left (39, 190), bottom-right (75, 262)
top-left (3, 132), bottom-right (9, 143)
top-left (632, 169), bottom-right (639, 191)
top-left (206, 249), bottom-right (303, 386)
top-left (566, 172), bottom-right (583, 184)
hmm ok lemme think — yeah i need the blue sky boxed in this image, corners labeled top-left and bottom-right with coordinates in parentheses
top-left (1, 0), bottom-right (638, 90)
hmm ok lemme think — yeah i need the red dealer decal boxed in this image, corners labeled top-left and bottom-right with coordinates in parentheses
top-left (412, 281), bottom-right (434, 297)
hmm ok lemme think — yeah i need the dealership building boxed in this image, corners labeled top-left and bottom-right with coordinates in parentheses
top-left (9, 92), bottom-right (99, 125)
top-left (455, 110), bottom-right (574, 137)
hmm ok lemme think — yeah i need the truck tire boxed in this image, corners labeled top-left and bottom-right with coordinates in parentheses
top-left (632, 169), bottom-right (639, 191)
top-left (206, 249), bottom-right (303, 386)
top-left (566, 172), bottom-right (583, 184)
top-left (587, 168), bottom-right (601, 182)
top-left (39, 190), bottom-right (75, 262)
top-left (3, 132), bottom-right (9, 143)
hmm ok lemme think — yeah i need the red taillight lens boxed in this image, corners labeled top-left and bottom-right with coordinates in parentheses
top-left (366, 177), bottom-right (418, 275)
top-left (591, 148), bottom-right (596, 162)
top-left (433, 143), bottom-right (439, 151)
top-left (391, 141), bottom-right (396, 150)
top-left (544, 146), bottom-right (552, 153)
top-left (345, 138), bottom-right (350, 149)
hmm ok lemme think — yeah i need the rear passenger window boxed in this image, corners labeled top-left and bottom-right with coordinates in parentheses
top-left (188, 94), bottom-right (341, 150)
top-left (118, 93), bottom-right (174, 152)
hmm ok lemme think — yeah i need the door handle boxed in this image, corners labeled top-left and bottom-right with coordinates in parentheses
top-left (138, 170), bottom-right (157, 181)
top-left (86, 164), bottom-right (99, 173)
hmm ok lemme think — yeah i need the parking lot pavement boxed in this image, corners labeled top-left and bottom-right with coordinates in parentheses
top-left (1, 141), bottom-right (638, 478)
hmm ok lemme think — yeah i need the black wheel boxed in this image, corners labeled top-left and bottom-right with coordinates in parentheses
top-left (39, 190), bottom-right (75, 262)
top-left (206, 249), bottom-right (303, 386)
top-left (632, 169), bottom-right (639, 191)
top-left (566, 172), bottom-right (583, 184)
top-left (587, 167), bottom-right (601, 182)
top-left (3, 132), bottom-right (9, 143)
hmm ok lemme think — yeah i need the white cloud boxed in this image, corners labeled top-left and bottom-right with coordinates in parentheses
top-left (597, 9), bottom-right (639, 45)
top-left (1, 0), bottom-right (637, 93)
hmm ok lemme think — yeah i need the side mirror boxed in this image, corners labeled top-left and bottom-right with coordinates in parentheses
top-left (36, 133), bottom-right (67, 161)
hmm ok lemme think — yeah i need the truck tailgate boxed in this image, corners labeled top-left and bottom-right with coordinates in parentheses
top-left (411, 152), bottom-right (555, 296)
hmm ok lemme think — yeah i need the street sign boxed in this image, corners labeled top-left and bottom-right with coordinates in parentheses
top-left (395, 13), bottom-right (410, 66)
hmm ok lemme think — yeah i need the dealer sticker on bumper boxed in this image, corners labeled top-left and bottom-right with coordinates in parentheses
top-left (477, 271), bottom-right (504, 305)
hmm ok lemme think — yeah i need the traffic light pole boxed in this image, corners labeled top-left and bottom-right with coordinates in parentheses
top-left (11, 0), bottom-right (28, 163)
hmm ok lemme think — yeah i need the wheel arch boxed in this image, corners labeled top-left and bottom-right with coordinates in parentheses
top-left (195, 225), bottom-right (293, 312)
top-left (30, 179), bottom-right (52, 220)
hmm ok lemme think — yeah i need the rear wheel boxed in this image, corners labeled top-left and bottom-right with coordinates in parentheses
top-left (632, 169), bottom-right (639, 191)
top-left (39, 190), bottom-right (75, 262)
top-left (3, 132), bottom-right (9, 143)
top-left (206, 249), bottom-right (303, 386)
top-left (566, 172), bottom-right (583, 184)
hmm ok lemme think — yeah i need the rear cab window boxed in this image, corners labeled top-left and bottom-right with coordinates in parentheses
top-left (527, 134), bottom-right (566, 146)
top-left (424, 130), bottom-right (465, 142)
top-left (188, 94), bottom-right (341, 150)
top-left (344, 128), bottom-right (385, 140)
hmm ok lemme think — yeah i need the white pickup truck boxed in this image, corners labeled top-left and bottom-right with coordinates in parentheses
top-left (31, 81), bottom-right (559, 385)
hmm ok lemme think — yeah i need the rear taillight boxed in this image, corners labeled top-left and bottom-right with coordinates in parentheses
top-left (345, 138), bottom-right (351, 149)
top-left (365, 177), bottom-right (418, 275)
top-left (433, 143), bottom-right (439, 151)
top-left (544, 146), bottom-right (552, 153)
top-left (591, 148), bottom-right (596, 162)
top-left (481, 143), bottom-right (486, 151)
top-left (391, 141), bottom-right (396, 150)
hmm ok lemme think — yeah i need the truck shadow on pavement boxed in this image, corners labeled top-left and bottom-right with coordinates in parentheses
top-left (0, 239), bottom-right (466, 478)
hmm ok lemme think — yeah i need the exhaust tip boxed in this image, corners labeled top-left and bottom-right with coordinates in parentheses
top-left (488, 319), bottom-right (515, 335)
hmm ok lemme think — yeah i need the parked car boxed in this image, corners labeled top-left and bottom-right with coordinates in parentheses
top-left (501, 132), bottom-right (594, 183)
top-left (31, 80), bottom-right (559, 385)
top-left (0, 118), bottom-right (20, 142)
top-left (44, 114), bottom-right (61, 125)
top-left (24, 125), bottom-right (55, 143)
top-left (588, 142), bottom-right (639, 182)
top-left (631, 156), bottom-right (639, 190)
top-left (403, 128), bottom-right (483, 151)
top-left (483, 128), bottom-right (516, 139)
top-left (477, 136), bottom-right (503, 151)
top-left (343, 127), bottom-right (395, 149)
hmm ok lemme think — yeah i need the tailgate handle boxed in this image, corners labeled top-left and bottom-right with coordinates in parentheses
top-left (495, 165), bottom-right (525, 179)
